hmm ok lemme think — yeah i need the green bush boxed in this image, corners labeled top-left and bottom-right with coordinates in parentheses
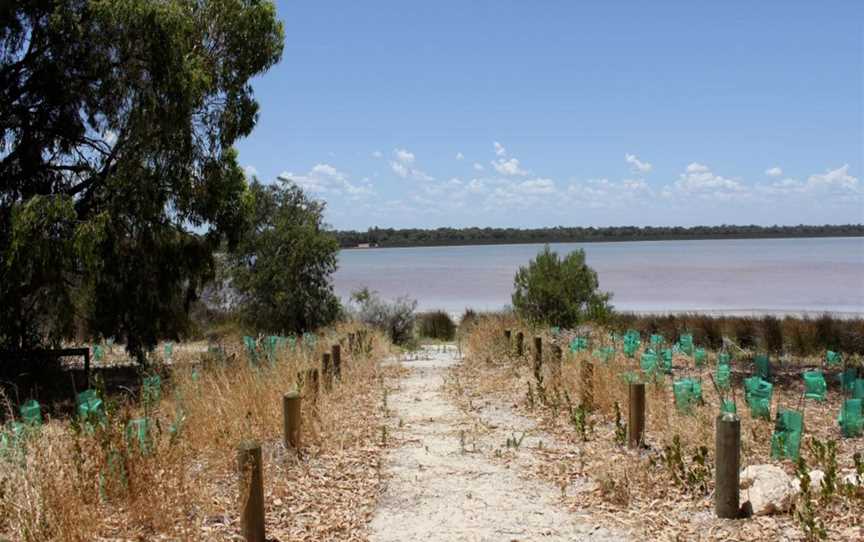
top-left (418, 311), bottom-right (456, 341)
top-left (349, 288), bottom-right (417, 345)
top-left (760, 316), bottom-right (784, 353)
top-left (511, 246), bottom-right (612, 328)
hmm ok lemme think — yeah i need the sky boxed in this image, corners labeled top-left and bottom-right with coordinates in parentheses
top-left (235, 0), bottom-right (864, 231)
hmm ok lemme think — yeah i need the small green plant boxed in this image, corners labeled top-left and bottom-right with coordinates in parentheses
top-left (506, 432), bottom-right (526, 449)
top-left (658, 435), bottom-right (711, 494)
top-left (807, 438), bottom-right (838, 501)
top-left (526, 382), bottom-right (535, 409)
top-left (795, 456), bottom-right (828, 541)
top-left (569, 403), bottom-right (589, 442)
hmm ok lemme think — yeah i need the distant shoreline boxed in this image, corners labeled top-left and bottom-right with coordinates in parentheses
top-left (338, 231), bottom-right (864, 250)
top-left (334, 224), bottom-right (864, 250)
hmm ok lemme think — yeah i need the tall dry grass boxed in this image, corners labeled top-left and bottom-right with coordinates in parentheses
top-left (0, 322), bottom-right (391, 541)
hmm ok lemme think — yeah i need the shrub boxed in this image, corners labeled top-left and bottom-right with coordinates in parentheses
top-left (418, 311), bottom-right (456, 341)
top-left (348, 287), bottom-right (417, 344)
top-left (760, 316), bottom-right (784, 353)
top-left (511, 245), bottom-right (612, 328)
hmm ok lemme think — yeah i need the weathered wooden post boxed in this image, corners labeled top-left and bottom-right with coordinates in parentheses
top-left (552, 345), bottom-right (563, 384)
top-left (348, 333), bottom-right (355, 354)
top-left (515, 332), bottom-right (524, 357)
top-left (581, 358), bottom-right (594, 411)
top-left (715, 414), bottom-right (741, 518)
top-left (237, 441), bottom-right (265, 542)
top-left (533, 336), bottom-right (543, 376)
top-left (306, 368), bottom-right (319, 399)
top-left (322, 352), bottom-right (332, 390)
top-left (331, 344), bottom-right (342, 380)
top-left (283, 391), bottom-right (301, 450)
top-left (504, 329), bottom-right (512, 350)
top-left (628, 382), bottom-right (645, 449)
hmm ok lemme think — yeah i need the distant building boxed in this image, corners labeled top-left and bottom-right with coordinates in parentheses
top-left (356, 243), bottom-right (372, 248)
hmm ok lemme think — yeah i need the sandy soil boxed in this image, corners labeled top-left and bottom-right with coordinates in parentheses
top-left (369, 345), bottom-right (623, 542)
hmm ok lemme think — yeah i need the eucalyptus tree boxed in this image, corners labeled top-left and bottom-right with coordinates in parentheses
top-left (0, 0), bottom-right (283, 358)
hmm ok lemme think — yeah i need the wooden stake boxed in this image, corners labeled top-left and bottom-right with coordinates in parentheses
top-left (515, 331), bottom-right (524, 357)
top-left (331, 344), bottom-right (342, 380)
top-left (504, 329), bottom-right (512, 347)
top-left (533, 336), bottom-right (543, 375)
top-left (628, 382), bottom-right (645, 449)
top-left (553, 344), bottom-right (563, 384)
top-left (283, 391), bottom-right (301, 450)
top-left (348, 333), bottom-right (355, 353)
top-left (715, 415), bottom-right (741, 518)
top-left (322, 353), bottom-right (332, 390)
top-left (237, 441), bottom-right (265, 542)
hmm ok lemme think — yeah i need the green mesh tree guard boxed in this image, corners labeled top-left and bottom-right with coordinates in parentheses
top-left (745, 376), bottom-right (773, 420)
top-left (570, 337), bottom-right (589, 352)
top-left (0, 422), bottom-right (28, 460)
top-left (650, 334), bottom-right (664, 348)
top-left (826, 350), bottom-right (842, 366)
top-left (694, 348), bottom-right (706, 367)
top-left (303, 332), bottom-right (317, 347)
top-left (853, 379), bottom-right (864, 400)
top-left (126, 418), bottom-right (152, 455)
top-left (93, 344), bottom-right (104, 362)
top-left (265, 335), bottom-right (281, 363)
top-left (803, 371), bottom-right (827, 401)
top-left (716, 364), bottom-right (731, 390)
top-left (623, 330), bottom-right (640, 358)
top-left (838, 368), bottom-right (859, 392)
top-left (550, 326), bottom-right (561, 336)
top-left (677, 334), bottom-right (694, 355)
top-left (142, 375), bottom-right (161, 408)
top-left (770, 409), bottom-right (803, 460)
top-left (77, 389), bottom-right (107, 430)
top-left (20, 400), bottom-right (42, 427)
top-left (661, 349), bottom-right (673, 374)
top-left (163, 342), bottom-right (173, 360)
top-left (243, 336), bottom-right (259, 364)
top-left (754, 354), bottom-right (771, 380)
top-left (673, 378), bottom-right (703, 413)
top-left (592, 346), bottom-right (615, 362)
top-left (640, 350), bottom-right (659, 374)
top-left (721, 399), bottom-right (737, 415)
top-left (838, 399), bottom-right (863, 438)
top-left (719, 352), bottom-right (732, 366)
top-left (621, 371), bottom-right (641, 384)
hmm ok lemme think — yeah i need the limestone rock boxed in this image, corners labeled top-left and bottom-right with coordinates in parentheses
top-left (740, 464), bottom-right (799, 516)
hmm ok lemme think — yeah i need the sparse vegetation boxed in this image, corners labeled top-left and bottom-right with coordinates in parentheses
top-left (417, 310), bottom-right (456, 341)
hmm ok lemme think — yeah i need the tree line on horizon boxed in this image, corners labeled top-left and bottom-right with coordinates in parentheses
top-left (334, 224), bottom-right (864, 248)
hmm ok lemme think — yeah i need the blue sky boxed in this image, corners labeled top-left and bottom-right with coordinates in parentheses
top-left (236, 1), bottom-right (863, 230)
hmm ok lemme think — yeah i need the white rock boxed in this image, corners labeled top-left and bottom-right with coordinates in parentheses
top-left (841, 471), bottom-right (862, 486)
top-left (740, 464), bottom-right (799, 516)
top-left (791, 469), bottom-right (825, 493)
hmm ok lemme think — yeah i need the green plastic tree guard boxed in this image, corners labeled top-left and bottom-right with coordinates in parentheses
top-left (93, 344), bottom-right (104, 362)
top-left (720, 399), bottom-right (737, 415)
top-left (838, 368), bottom-right (858, 392)
top-left (20, 400), bottom-right (42, 427)
top-left (650, 334), bottom-right (664, 348)
top-left (592, 346), bottom-right (615, 362)
top-left (570, 337), bottom-right (589, 352)
top-left (803, 371), bottom-right (827, 401)
top-left (716, 364), bottom-right (731, 390)
top-left (853, 379), bottom-right (864, 400)
top-left (719, 352), bottom-right (732, 366)
top-left (678, 334), bottom-right (694, 355)
top-left (640, 350), bottom-right (658, 374)
top-left (754, 354), bottom-right (771, 380)
top-left (826, 350), bottom-right (842, 366)
top-left (838, 399), bottom-right (863, 438)
top-left (303, 332), bottom-right (317, 347)
top-left (744, 377), bottom-right (773, 420)
top-left (126, 418), bottom-right (152, 455)
top-left (673, 378), bottom-right (703, 413)
top-left (661, 349), bottom-right (673, 374)
top-left (163, 342), bottom-right (174, 360)
top-left (694, 348), bottom-right (706, 367)
top-left (770, 409), bottom-right (803, 460)
top-left (142, 375), bottom-right (161, 407)
top-left (243, 336), bottom-right (258, 364)
top-left (77, 389), bottom-right (107, 430)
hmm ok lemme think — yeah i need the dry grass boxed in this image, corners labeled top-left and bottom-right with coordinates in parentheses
top-left (451, 316), bottom-right (864, 541)
top-left (0, 322), bottom-right (393, 541)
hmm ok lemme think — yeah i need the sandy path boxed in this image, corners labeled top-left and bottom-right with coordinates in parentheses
top-left (369, 345), bottom-right (622, 542)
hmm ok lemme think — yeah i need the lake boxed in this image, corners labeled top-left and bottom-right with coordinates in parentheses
top-left (333, 237), bottom-right (864, 316)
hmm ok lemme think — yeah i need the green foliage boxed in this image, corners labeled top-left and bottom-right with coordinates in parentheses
top-left (511, 245), bottom-right (612, 328)
top-left (417, 310), bottom-right (456, 341)
top-left (1, 0), bottom-right (284, 357)
top-left (795, 456), bottom-right (828, 541)
top-left (225, 179), bottom-right (340, 333)
top-left (657, 435), bottom-right (711, 495)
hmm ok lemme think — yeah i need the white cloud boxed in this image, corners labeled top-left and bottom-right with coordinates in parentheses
top-left (765, 166), bottom-right (783, 177)
top-left (517, 178), bottom-right (556, 195)
top-left (473, 162), bottom-right (485, 171)
top-left (491, 157), bottom-right (529, 177)
top-left (455, 152), bottom-right (464, 160)
top-left (390, 161), bottom-right (410, 178)
top-left (371, 150), bottom-right (383, 158)
top-left (278, 163), bottom-right (373, 200)
top-left (673, 162), bottom-right (745, 197)
top-left (807, 164), bottom-right (859, 191)
top-left (625, 153), bottom-right (653, 174)
top-left (493, 141), bottom-right (507, 157)
top-left (393, 148), bottom-right (415, 165)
